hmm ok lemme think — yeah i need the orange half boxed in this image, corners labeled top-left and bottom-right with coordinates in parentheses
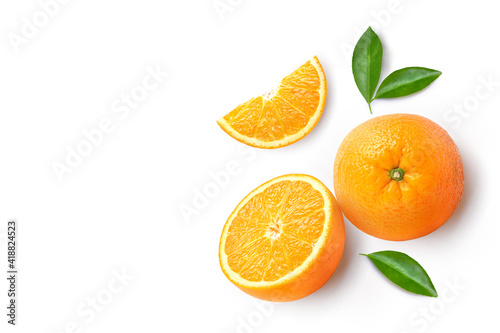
top-left (217, 56), bottom-right (327, 149)
top-left (219, 174), bottom-right (344, 302)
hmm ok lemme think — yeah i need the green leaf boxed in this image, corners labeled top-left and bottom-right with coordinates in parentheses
top-left (374, 67), bottom-right (441, 99)
top-left (352, 27), bottom-right (383, 113)
top-left (360, 251), bottom-right (438, 297)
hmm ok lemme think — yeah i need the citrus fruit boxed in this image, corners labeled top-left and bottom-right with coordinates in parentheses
top-left (217, 56), bottom-right (327, 149)
top-left (333, 114), bottom-right (464, 241)
top-left (219, 174), bottom-right (344, 302)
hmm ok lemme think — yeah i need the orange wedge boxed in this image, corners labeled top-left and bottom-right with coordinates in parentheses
top-left (219, 174), bottom-right (344, 302)
top-left (217, 56), bottom-right (327, 149)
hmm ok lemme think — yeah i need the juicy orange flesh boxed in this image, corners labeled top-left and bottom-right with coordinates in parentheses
top-left (222, 61), bottom-right (321, 142)
top-left (225, 180), bottom-right (326, 282)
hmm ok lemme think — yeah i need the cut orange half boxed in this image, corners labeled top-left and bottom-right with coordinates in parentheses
top-left (217, 56), bottom-right (327, 149)
top-left (219, 174), bottom-right (344, 302)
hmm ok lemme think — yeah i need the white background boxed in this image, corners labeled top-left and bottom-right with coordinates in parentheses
top-left (1, 0), bottom-right (499, 332)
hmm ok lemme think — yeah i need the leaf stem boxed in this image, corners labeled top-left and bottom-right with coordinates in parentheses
top-left (368, 103), bottom-right (373, 114)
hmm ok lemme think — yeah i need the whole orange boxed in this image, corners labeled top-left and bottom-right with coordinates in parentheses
top-left (333, 114), bottom-right (464, 241)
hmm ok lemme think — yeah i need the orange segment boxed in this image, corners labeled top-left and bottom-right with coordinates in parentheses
top-left (217, 56), bottom-right (327, 149)
top-left (219, 174), bottom-right (345, 302)
top-left (272, 97), bottom-right (309, 135)
top-left (262, 239), bottom-right (290, 282)
top-left (225, 97), bottom-right (263, 137)
top-left (224, 217), bottom-right (266, 256)
top-left (254, 100), bottom-right (285, 141)
top-left (276, 88), bottom-right (321, 117)
top-left (282, 210), bottom-right (326, 245)
top-left (279, 233), bottom-right (313, 272)
top-left (281, 61), bottom-right (321, 89)
top-left (236, 237), bottom-right (271, 282)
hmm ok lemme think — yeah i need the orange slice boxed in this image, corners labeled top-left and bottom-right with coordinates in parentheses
top-left (217, 56), bottom-right (327, 149)
top-left (219, 174), bottom-right (344, 302)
